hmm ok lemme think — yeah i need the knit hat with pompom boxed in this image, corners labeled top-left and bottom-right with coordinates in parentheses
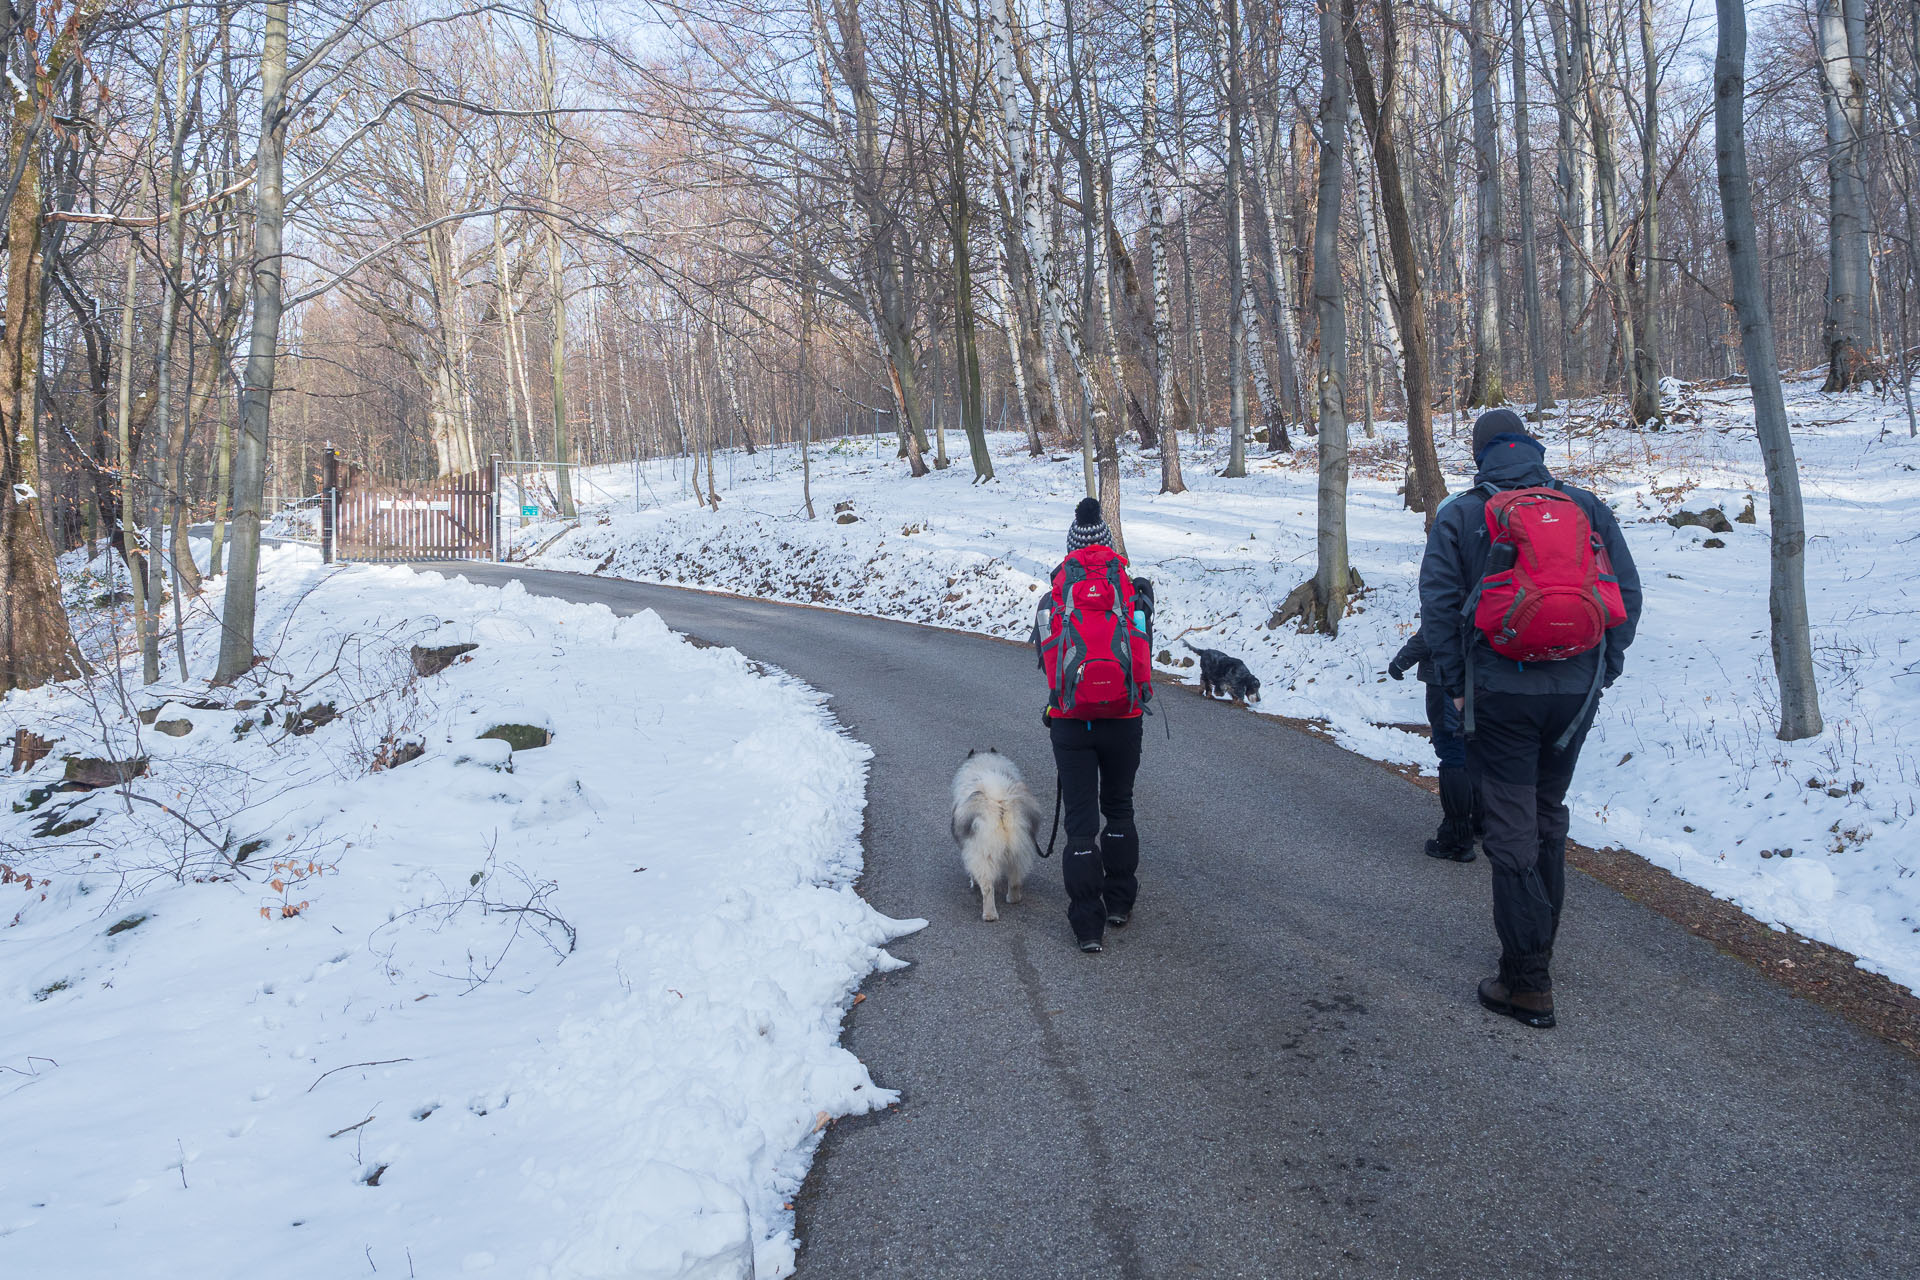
top-left (1067, 496), bottom-right (1112, 552)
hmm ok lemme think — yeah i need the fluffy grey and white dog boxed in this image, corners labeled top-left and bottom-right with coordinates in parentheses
top-left (1182, 640), bottom-right (1263, 704)
top-left (950, 748), bottom-right (1045, 921)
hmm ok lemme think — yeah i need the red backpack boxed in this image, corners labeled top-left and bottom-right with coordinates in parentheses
top-left (1041, 546), bottom-right (1153, 718)
top-left (1470, 485), bottom-right (1629, 662)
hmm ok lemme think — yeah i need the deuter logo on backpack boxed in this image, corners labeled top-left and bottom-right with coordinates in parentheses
top-left (1041, 546), bottom-right (1153, 718)
top-left (1471, 487), bottom-right (1628, 662)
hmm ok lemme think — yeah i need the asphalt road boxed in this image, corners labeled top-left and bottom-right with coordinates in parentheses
top-left (439, 563), bottom-right (1917, 1280)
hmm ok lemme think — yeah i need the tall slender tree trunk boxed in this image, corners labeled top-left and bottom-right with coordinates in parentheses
top-left (812, 0), bottom-right (929, 474)
top-left (1547, 1), bottom-right (1587, 392)
top-left (1281, 0), bottom-right (1353, 634)
top-left (1574, 0), bottom-right (1638, 408)
top-left (1348, 0), bottom-right (1445, 515)
top-left (215, 0), bottom-right (288, 683)
top-left (1513, 0), bottom-right (1555, 413)
top-left (992, 0), bottom-right (1123, 548)
top-left (533, 0), bottom-right (575, 514)
top-left (1250, 90), bottom-right (1305, 421)
top-left (1217, 0), bottom-right (1249, 476)
top-left (1631, 0), bottom-right (1661, 422)
top-left (1467, 0), bottom-right (1507, 406)
top-left (1172, 14), bottom-right (1208, 429)
top-left (1714, 0), bottom-right (1822, 741)
top-left (0, 31), bottom-right (91, 689)
top-left (114, 244), bottom-right (153, 668)
top-left (209, 383), bottom-right (233, 574)
top-left (1816, 0), bottom-right (1875, 390)
top-left (1143, 0), bottom-right (1187, 493)
top-left (147, 14), bottom-right (198, 682)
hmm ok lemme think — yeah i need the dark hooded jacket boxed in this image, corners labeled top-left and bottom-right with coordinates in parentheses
top-left (1416, 436), bottom-right (1643, 699)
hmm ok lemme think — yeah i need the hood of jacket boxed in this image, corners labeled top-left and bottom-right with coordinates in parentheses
top-left (1473, 435), bottom-right (1553, 490)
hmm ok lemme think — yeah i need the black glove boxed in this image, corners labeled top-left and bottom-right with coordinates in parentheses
top-left (1387, 662), bottom-right (1407, 681)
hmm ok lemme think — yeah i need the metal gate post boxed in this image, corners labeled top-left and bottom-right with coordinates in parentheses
top-left (490, 455), bottom-right (502, 561)
top-left (321, 446), bottom-right (340, 564)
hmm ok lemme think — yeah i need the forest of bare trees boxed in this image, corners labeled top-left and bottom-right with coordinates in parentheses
top-left (4, 0), bottom-right (1917, 735)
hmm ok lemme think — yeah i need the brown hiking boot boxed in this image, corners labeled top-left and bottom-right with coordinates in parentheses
top-left (1477, 976), bottom-right (1556, 1029)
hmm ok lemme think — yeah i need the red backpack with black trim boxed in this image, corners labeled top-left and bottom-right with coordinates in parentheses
top-left (1040, 545), bottom-right (1153, 719)
top-left (1470, 485), bottom-right (1629, 662)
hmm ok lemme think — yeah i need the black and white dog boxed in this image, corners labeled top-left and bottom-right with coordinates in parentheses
top-left (1182, 641), bottom-right (1262, 704)
top-left (950, 749), bottom-right (1045, 921)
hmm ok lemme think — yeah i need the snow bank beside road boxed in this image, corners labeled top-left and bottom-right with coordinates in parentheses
top-left (522, 380), bottom-right (1920, 997)
top-left (0, 544), bottom-right (916, 1278)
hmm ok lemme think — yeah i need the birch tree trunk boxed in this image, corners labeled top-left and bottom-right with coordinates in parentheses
top-left (1347, 100), bottom-right (1403, 375)
top-left (1714, 0), bottom-right (1822, 741)
top-left (1816, 0), bottom-right (1875, 391)
top-left (1513, 0), bottom-right (1555, 412)
top-left (1251, 97), bottom-right (1306, 422)
top-left (533, 0), bottom-right (576, 515)
top-left (991, 0), bottom-right (1123, 548)
top-left (1143, 0), bottom-right (1187, 493)
top-left (216, 0), bottom-right (289, 684)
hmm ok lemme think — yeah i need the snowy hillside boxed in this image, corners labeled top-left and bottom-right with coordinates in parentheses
top-left (518, 378), bottom-right (1920, 997)
top-left (0, 544), bottom-right (916, 1277)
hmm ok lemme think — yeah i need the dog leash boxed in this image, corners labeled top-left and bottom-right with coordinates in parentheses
top-left (1042, 776), bottom-right (1061, 859)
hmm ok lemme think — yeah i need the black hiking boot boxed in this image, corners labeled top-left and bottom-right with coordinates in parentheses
top-left (1427, 768), bottom-right (1479, 862)
top-left (1106, 910), bottom-right (1131, 928)
top-left (1078, 936), bottom-right (1104, 954)
top-left (1477, 976), bottom-right (1556, 1029)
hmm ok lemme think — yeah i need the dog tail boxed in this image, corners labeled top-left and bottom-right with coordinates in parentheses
top-left (1180, 639), bottom-right (1201, 654)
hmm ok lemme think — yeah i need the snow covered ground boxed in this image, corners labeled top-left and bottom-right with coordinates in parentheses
top-left (518, 377), bottom-right (1920, 997)
top-left (0, 543), bottom-right (916, 1277)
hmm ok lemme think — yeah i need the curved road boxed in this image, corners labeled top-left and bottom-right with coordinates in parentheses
top-left (443, 563), bottom-right (1915, 1279)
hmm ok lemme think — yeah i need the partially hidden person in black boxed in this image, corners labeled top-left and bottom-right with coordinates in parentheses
top-left (1417, 408), bottom-right (1643, 1028)
top-left (1388, 626), bottom-right (1482, 861)
top-left (1032, 497), bottom-right (1154, 954)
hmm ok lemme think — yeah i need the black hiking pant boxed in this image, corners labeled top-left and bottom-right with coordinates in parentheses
top-left (1049, 715), bottom-right (1143, 942)
top-left (1466, 691), bottom-right (1597, 994)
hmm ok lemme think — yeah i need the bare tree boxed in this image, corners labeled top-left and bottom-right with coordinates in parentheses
top-left (1714, 0), bottom-right (1822, 740)
top-left (1512, 0), bottom-right (1555, 414)
top-left (216, 0), bottom-right (290, 683)
top-left (1277, 0), bottom-right (1353, 633)
top-left (1466, 0), bottom-right (1507, 406)
top-left (1349, 0), bottom-right (1446, 516)
top-left (1816, 0), bottom-right (1875, 391)
top-left (1142, 0), bottom-right (1186, 493)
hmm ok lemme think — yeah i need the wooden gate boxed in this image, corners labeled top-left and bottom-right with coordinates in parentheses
top-left (325, 453), bottom-right (496, 562)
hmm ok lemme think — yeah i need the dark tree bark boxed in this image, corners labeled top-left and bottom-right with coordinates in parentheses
top-left (1512, 0), bottom-right (1555, 413)
top-left (1348, 0), bottom-right (1446, 518)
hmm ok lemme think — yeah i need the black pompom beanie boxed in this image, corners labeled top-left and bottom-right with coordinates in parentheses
top-left (1067, 496), bottom-right (1112, 552)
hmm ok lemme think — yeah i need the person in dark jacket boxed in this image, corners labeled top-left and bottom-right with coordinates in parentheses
top-left (1032, 497), bottom-right (1149, 954)
top-left (1388, 627), bottom-right (1481, 861)
top-left (1416, 408), bottom-right (1643, 1028)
